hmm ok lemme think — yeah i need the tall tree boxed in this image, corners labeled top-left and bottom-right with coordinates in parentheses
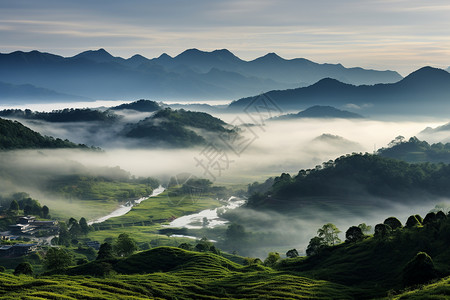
top-left (317, 223), bottom-right (341, 246)
top-left (114, 233), bottom-right (137, 257)
top-left (44, 248), bottom-right (72, 271)
top-left (97, 243), bottom-right (115, 260)
top-left (79, 217), bottom-right (90, 235)
top-left (9, 200), bottom-right (19, 213)
top-left (42, 205), bottom-right (49, 218)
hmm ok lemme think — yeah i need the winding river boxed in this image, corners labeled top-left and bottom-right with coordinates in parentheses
top-left (165, 196), bottom-right (246, 229)
top-left (88, 185), bottom-right (166, 225)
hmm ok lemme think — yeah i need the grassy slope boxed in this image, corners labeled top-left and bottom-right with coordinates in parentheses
top-left (391, 276), bottom-right (450, 299)
top-left (87, 191), bottom-right (221, 243)
top-left (0, 247), bottom-right (355, 299)
top-left (277, 220), bottom-right (450, 298)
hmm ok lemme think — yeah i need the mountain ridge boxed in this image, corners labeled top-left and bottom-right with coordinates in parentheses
top-left (0, 48), bottom-right (402, 102)
top-left (228, 66), bottom-right (450, 115)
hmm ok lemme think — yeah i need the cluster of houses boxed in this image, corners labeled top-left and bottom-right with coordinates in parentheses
top-left (0, 243), bottom-right (37, 257)
top-left (0, 216), bottom-right (59, 257)
top-left (5, 216), bottom-right (59, 236)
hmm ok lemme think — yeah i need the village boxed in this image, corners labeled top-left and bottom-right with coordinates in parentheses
top-left (0, 215), bottom-right (59, 257)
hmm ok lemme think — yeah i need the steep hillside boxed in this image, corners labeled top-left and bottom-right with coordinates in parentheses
top-left (0, 117), bottom-right (90, 150)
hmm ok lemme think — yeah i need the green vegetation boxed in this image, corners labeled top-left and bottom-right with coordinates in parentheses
top-left (0, 247), bottom-right (355, 299)
top-left (124, 108), bottom-right (236, 147)
top-left (48, 175), bottom-right (157, 202)
top-left (247, 153), bottom-right (450, 210)
top-left (0, 117), bottom-right (92, 150)
top-left (278, 211), bottom-right (450, 298)
top-left (391, 276), bottom-right (450, 299)
top-left (378, 136), bottom-right (450, 163)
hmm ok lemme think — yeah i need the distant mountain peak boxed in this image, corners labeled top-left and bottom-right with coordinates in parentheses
top-left (158, 53), bottom-right (172, 59)
top-left (73, 48), bottom-right (115, 63)
top-left (257, 52), bottom-right (285, 62)
top-left (309, 77), bottom-right (351, 89)
top-left (399, 66), bottom-right (450, 85)
top-left (176, 48), bottom-right (239, 61)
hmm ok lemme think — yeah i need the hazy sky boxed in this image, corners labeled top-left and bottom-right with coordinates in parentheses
top-left (1, 0), bottom-right (449, 75)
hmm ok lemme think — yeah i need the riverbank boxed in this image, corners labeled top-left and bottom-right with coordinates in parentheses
top-left (88, 186), bottom-right (166, 225)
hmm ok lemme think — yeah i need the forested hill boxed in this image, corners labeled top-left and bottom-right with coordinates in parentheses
top-left (0, 117), bottom-right (92, 150)
top-left (247, 153), bottom-right (450, 209)
top-left (378, 136), bottom-right (450, 163)
top-left (123, 108), bottom-right (236, 147)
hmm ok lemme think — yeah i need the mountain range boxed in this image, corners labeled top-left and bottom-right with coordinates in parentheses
top-left (0, 48), bottom-right (401, 102)
top-left (229, 66), bottom-right (450, 115)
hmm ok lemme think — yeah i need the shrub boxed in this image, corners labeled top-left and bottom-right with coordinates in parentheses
top-left (14, 262), bottom-right (33, 276)
top-left (374, 224), bottom-right (392, 239)
top-left (286, 249), bottom-right (299, 258)
top-left (423, 212), bottom-right (437, 225)
top-left (383, 217), bottom-right (402, 230)
top-left (406, 215), bottom-right (421, 228)
top-left (264, 252), bottom-right (280, 267)
top-left (345, 226), bottom-right (364, 242)
top-left (402, 252), bottom-right (437, 286)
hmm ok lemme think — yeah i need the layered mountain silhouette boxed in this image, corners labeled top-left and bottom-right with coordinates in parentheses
top-left (0, 81), bottom-right (90, 103)
top-left (0, 48), bottom-right (401, 102)
top-left (272, 105), bottom-right (364, 120)
top-left (229, 67), bottom-right (450, 115)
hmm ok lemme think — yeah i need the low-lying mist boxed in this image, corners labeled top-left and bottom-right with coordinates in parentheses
top-left (2, 114), bottom-right (450, 257)
top-left (213, 196), bottom-right (449, 258)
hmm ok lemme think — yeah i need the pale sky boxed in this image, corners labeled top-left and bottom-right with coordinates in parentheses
top-left (1, 0), bottom-right (449, 75)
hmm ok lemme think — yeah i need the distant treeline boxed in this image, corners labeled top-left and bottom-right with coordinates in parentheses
top-left (0, 108), bottom-right (118, 123)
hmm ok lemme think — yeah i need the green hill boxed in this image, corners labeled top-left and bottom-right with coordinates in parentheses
top-left (277, 212), bottom-right (450, 298)
top-left (247, 153), bottom-right (450, 210)
top-left (124, 108), bottom-right (236, 147)
top-left (378, 136), bottom-right (450, 163)
top-left (0, 117), bottom-right (91, 150)
top-left (0, 247), bottom-right (355, 299)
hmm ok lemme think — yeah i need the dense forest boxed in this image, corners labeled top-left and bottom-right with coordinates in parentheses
top-left (0, 117), bottom-right (93, 150)
top-left (378, 136), bottom-right (450, 163)
top-left (247, 153), bottom-right (450, 209)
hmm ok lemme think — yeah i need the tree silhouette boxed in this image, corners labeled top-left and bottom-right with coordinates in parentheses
top-left (383, 217), bottom-right (402, 230)
top-left (14, 262), bottom-right (33, 276)
top-left (318, 223), bottom-right (341, 246)
top-left (286, 249), bottom-right (299, 258)
top-left (345, 226), bottom-right (364, 242)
